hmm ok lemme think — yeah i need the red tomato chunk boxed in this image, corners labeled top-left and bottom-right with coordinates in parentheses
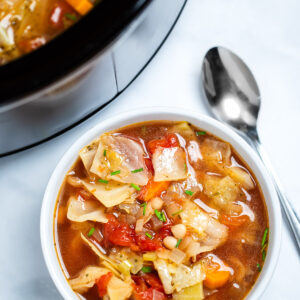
top-left (96, 272), bottom-right (113, 297)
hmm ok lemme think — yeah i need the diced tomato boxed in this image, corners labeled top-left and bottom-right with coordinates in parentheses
top-left (77, 189), bottom-right (89, 200)
top-left (134, 288), bottom-right (166, 300)
top-left (18, 37), bottom-right (46, 54)
top-left (134, 224), bottom-right (172, 252)
top-left (157, 224), bottom-right (172, 240)
top-left (135, 233), bottom-right (162, 252)
top-left (141, 273), bottom-right (164, 292)
top-left (103, 215), bottom-right (135, 247)
top-left (132, 276), bottom-right (166, 300)
top-left (49, 0), bottom-right (76, 29)
top-left (147, 133), bottom-right (179, 154)
top-left (96, 272), bottom-right (113, 297)
top-left (132, 275), bottom-right (148, 290)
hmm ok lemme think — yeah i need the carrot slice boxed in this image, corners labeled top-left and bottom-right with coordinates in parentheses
top-left (138, 179), bottom-right (170, 201)
top-left (204, 270), bottom-right (230, 289)
top-left (66, 0), bottom-right (93, 15)
top-left (219, 214), bottom-right (249, 228)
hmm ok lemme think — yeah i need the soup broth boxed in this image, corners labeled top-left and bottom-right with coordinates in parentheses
top-left (55, 121), bottom-right (268, 300)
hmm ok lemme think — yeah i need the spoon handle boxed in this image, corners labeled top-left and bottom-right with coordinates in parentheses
top-left (249, 134), bottom-right (300, 251)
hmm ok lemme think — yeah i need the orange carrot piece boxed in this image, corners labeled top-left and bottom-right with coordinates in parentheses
top-left (66, 0), bottom-right (93, 15)
top-left (138, 179), bottom-right (170, 201)
top-left (204, 270), bottom-right (230, 289)
top-left (219, 214), bottom-right (249, 228)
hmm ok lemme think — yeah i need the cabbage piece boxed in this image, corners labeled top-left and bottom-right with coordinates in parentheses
top-left (79, 140), bottom-right (98, 172)
top-left (154, 259), bottom-right (173, 294)
top-left (154, 259), bottom-right (205, 294)
top-left (173, 282), bottom-right (204, 300)
top-left (107, 276), bottom-right (133, 300)
top-left (204, 175), bottom-right (239, 212)
top-left (200, 139), bottom-right (231, 165)
top-left (167, 172), bottom-right (202, 200)
top-left (110, 249), bottom-right (143, 275)
top-left (180, 202), bottom-right (209, 237)
top-left (187, 141), bottom-right (203, 163)
top-left (170, 122), bottom-right (196, 140)
top-left (172, 263), bottom-right (205, 292)
top-left (90, 134), bottom-right (150, 185)
top-left (180, 202), bottom-right (228, 250)
top-left (69, 266), bottom-right (109, 293)
top-left (153, 146), bottom-right (187, 182)
top-left (67, 196), bottom-right (108, 223)
top-left (82, 180), bottom-right (135, 207)
top-left (225, 166), bottom-right (255, 190)
top-left (69, 265), bottom-right (133, 298)
top-left (80, 233), bottom-right (121, 277)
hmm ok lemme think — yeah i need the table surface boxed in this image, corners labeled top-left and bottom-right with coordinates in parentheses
top-left (1, 0), bottom-right (299, 299)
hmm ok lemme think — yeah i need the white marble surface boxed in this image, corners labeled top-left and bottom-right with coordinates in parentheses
top-left (1, 0), bottom-right (300, 299)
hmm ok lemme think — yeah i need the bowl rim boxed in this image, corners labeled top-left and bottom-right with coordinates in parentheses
top-left (40, 106), bottom-right (281, 300)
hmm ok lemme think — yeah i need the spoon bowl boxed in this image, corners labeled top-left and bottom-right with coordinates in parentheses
top-left (201, 47), bottom-right (260, 132)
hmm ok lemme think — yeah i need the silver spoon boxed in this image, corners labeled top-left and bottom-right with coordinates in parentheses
top-left (201, 46), bottom-right (300, 252)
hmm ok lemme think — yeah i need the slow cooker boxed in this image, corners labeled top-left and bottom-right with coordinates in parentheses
top-left (0, 0), bottom-right (186, 156)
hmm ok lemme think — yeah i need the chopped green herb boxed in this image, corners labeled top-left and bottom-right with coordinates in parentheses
top-left (65, 13), bottom-right (77, 21)
top-left (162, 211), bottom-right (167, 222)
top-left (140, 202), bottom-right (147, 216)
top-left (257, 263), bottom-right (261, 272)
top-left (262, 250), bottom-right (266, 261)
top-left (103, 149), bottom-right (107, 157)
top-left (261, 243), bottom-right (267, 252)
top-left (88, 227), bottom-right (95, 237)
top-left (261, 228), bottom-right (268, 247)
top-left (172, 209), bottom-right (183, 216)
top-left (98, 179), bottom-right (108, 184)
top-left (131, 168), bottom-right (144, 173)
top-left (184, 163), bottom-right (187, 171)
top-left (155, 209), bottom-right (164, 221)
top-left (141, 266), bottom-right (152, 273)
top-left (196, 131), bottom-right (206, 136)
top-left (111, 170), bottom-right (120, 176)
top-left (130, 183), bottom-right (141, 191)
top-left (175, 239), bottom-right (182, 248)
top-left (145, 232), bottom-right (153, 239)
top-left (185, 190), bottom-right (194, 196)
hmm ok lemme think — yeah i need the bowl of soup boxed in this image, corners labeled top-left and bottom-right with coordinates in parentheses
top-left (41, 107), bottom-right (281, 300)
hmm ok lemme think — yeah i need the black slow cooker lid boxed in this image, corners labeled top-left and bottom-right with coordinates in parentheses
top-left (0, 0), bottom-right (151, 105)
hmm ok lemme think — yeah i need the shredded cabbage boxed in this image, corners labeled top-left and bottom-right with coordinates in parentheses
top-left (173, 282), bottom-right (204, 300)
top-left (154, 259), bottom-right (205, 294)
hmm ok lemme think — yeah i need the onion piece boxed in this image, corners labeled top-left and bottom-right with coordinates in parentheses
top-left (186, 241), bottom-right (201, 257)
top-left (169, 248), bottom-right (186, 265)
top-left (157, 249), bottom-right (172, 260)
top-left (179, 236), bottom-right (192, 251)
top-left (135, 219), bottom-right (144, 232)
top-left (143, 252), bottom-right (157, 261)
top-left (165, 202), bottom-right (182, 218)
top-left (67, 176), bottom-right (82, 187)
top-left (150, 215), bottom-right (164, 231)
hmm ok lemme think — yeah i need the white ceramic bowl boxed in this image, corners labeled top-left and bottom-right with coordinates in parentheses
top-left (41, 107), bottom-right (281, 300)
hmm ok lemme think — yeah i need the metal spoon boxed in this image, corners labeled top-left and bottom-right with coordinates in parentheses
top-left (201, 46), bottom-right (300, 251)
